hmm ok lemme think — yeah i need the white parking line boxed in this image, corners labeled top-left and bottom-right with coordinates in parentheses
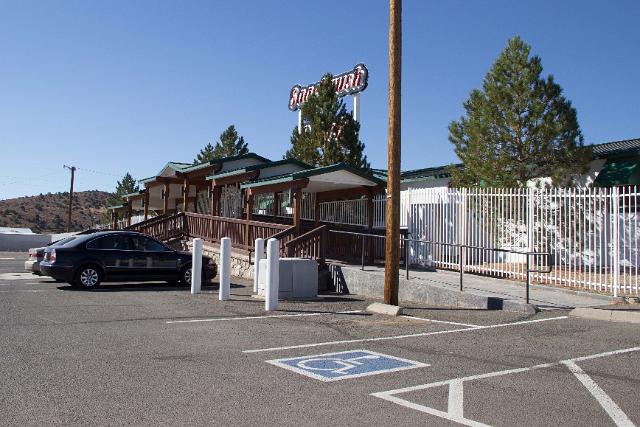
top-left (0, 257), bottom-right (16, 260)
top-left (166, 310), bottom-right (363, 324)
top-left (242, 316), bottom-right (568, 354)
top-left (401, 315), bottom-right (482, 328)
top-left (0, 289), bottom-right (52, 293)
top-left (371, 346), bottom-right (640, 427)
top-left (563, 360), bottom-right (635, 427)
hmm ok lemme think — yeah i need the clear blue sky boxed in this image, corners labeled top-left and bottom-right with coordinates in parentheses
top-left (1, 0), bottom-right (638, 199)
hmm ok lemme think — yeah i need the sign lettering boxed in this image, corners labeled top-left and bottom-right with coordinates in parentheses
top-left (288, 63), bottom-right (368, 111)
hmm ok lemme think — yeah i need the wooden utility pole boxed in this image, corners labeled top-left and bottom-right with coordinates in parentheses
top-left (63, 165), bottom-right (76, 232)
top-left (384, 0), bottom-right (401, 306)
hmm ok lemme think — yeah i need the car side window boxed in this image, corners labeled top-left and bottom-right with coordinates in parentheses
top-left (129, 236), bottom-right (167, 252)
top-left (87, 235), bottom-right (130, 250)
top-left (129, 236), bottom-right (146, 251)
top-left (144, 238), bottom-right (167, 252)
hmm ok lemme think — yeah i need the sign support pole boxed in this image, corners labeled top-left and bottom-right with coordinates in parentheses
top-left (298, 110), bottom-right (302, 134)
top-left (354, 93), bottom-right (361, 122)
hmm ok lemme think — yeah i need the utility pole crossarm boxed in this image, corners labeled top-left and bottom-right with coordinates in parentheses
top-left (63, 165), bottom-right (76, 233)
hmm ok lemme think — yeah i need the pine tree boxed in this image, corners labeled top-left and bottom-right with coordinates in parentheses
top-left (285, 73), bottom-right (369, 169)
top-left (448, 36), bottom-right (590, 187)
top-left (104, 172), bottom-right (140, 221)
top-left (213, 125), bottom-right (249, 158)
top-left (194, 142), bottom-right (216, 164)
top-left (193, 125), bottom-right (249, 164)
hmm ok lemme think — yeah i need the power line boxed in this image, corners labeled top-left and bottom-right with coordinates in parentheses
top-left (0, 171), bottom-right (66, 186)
top-left (75, 166), bottom-right (125, 178)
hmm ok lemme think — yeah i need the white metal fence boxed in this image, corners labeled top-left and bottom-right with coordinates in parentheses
top-left (398, 186), bottom-right (639, 295)
top-left (252, 185), bottom-right (638, 295)
top-left (319, 198), bottom-right (368, 226)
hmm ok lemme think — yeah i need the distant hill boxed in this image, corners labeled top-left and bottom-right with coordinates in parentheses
top-left (0, 190), bottom-right (112, 233)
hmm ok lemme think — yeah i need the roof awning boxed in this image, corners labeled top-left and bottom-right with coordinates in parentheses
top-left (594, 158), bottom-right (640, 187)
top-left (240, 163), bottom-right (385, 194)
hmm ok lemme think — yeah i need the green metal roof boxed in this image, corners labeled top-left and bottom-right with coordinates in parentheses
top-left (122, 190), bottom-right (145, 198)
top-left (241, 173), bottom-right (294, 189)
top-left (179, 153), bottom-right (271, 174)
top-left (206, 159), bottom-right (312, 181)
top-left (106, 203), bottom-right (128, 210)
top-left (160, 161), bottom-right (192, 174)
top-left (240, 163), bottom-right (385, 189)
top-left (138, 161), bottom-right (192, 184)
top-left (372, 164), bottom-right (462, 183)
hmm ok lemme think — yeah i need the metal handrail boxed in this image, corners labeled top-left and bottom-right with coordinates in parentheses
top-left (328, 230), bottom-right (552, 304)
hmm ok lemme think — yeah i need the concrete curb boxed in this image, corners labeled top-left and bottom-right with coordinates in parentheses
top-left (335, 265), bottom-right (539, 313)
top-left (569, 307), bottom-right (640, 324)
top-left (366, 303), bottom-right (402, 316)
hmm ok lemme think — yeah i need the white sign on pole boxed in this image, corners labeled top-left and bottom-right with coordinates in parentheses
top-left (219, 237), bottom-right (231, 301)
top-left (265, 238), bottom-right (279, 311)
top-left (191, 238), bottom-right (202, 294)
top-left (253, 238), bottom-right (264, 293)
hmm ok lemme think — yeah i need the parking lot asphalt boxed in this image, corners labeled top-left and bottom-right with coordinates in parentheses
top-left (1, 251), bottom-right (639, 426)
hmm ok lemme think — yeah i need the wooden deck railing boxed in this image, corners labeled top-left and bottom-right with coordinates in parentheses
top-left (270, 226), bottom-right (297, 255)
top-left (283, 225), bottom-right (327, 262)
top-left (124, 214), bottom-right (168, 232)
top-left (125, 214), bottom-right (186, 241)
top-left (125, 212), bottom-right (331, 263)
top-left (182, 212), bottom-right (290, 250)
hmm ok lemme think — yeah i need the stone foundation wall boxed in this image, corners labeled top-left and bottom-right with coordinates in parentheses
top-left (184, 239), bottom-right (254, 280)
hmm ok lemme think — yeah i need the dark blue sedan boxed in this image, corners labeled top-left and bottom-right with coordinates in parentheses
top-left (40, 231), bottom-right (216, 290)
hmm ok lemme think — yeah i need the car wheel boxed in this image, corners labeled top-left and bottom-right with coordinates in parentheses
top-left (76, 265), bottom-right (102, 289)
top-left (179, 265), bottom-right (192, 286)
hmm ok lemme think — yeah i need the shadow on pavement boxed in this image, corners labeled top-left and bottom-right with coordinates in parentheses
top-left (57, 282), bottom-right (244, 292)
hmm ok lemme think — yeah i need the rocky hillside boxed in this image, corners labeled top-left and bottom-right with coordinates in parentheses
top-left (0, 190), bottom-right (112, 233)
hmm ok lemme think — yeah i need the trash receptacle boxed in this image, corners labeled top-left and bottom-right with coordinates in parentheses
top-left (257, 257), bottom-right (317, 299)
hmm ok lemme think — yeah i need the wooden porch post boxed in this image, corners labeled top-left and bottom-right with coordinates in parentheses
top-left (273, 192), bottom-right (280, 219)
top-left (163, 183), bottom-right (170, 214)
top-left (293, 189), bottom-right (302, 235)
top-left (143, 190), bottom-right (149, 220)
top-left (210, 183), bottom-right (217, 217)
top-left (182, 179), bottom-right (189, 213)
top-left (192, 187), bottom-right (200, 213)
top-left (314, 193), bottom-right (320, 226)
top-left (209, 183), bottom-right (217, 239)
top-left (126, 202), bottom-right (132, 227)
top-left (111, 210), bottom-right (117, 229)
top-left (245, 190), bottom-right (254, 247)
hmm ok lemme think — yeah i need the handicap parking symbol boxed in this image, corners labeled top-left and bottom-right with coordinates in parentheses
top-left (267, 350), bottom-right (430, 382)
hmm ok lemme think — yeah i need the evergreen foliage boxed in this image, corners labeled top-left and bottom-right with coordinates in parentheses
top-left (194, 143), bottom-right (216, 164)
top-left (194, 125), bottom-right (249, 164)
top-left (105, 172), bottom-right (139, 209)
top-left (448, 36), bottom-right (591, 187)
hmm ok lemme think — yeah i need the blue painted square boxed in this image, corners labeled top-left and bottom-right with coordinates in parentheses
top-left (267, 350), bottom-right (429, 381)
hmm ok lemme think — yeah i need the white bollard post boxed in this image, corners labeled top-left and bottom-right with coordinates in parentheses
top-left (191, 238), bottom-right (202, 294)
top-left (265, 238), bottom-right (279, 311)
top-left (219, 237), bottom-right (231, 301)
top-left (253, 238), bottom-right (264, 293)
